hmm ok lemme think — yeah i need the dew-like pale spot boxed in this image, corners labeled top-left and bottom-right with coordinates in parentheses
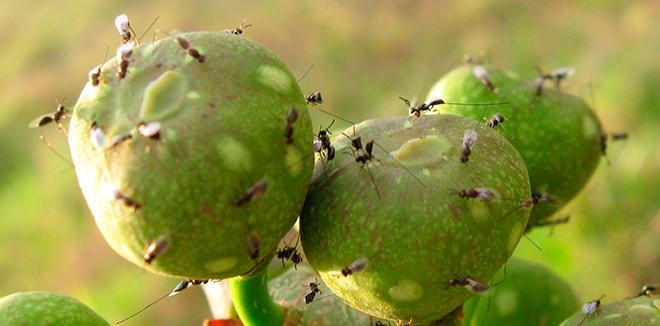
top-left (496, 289), bottom-right (518, 315)
top-left (205, 257), bottom-right (237, 273)
top-left (286, 148), bottom-right (303, 176)
top-left (186, 91), bottom-right (202, 100)
top-left (507, 222), bottom-right (524, 253)
top-left (603, 313), bottom-right (623, 320)
top-left (390, 135), bottom-right (451, 166)
top-left (216, 138), bottom-right (252, 171)
top-left (387, 279), bottom-right (423, 302)
top-left (256, 65), bottom-right (292, 94)
top-left (140, 70), bottom-right (188, 121)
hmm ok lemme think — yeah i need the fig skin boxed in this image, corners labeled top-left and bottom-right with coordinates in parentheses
top-left (68, 31), bottom-right (313, 279)
top-left (0, 292), bottom-right (109, 326)
top-left (301, 114), bottom-right (531, 323)
top-left (428, 65), bottom-right (603, 224)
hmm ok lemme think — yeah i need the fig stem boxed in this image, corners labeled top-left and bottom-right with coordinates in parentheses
top-left (229, 267), bottom-right (284, 326)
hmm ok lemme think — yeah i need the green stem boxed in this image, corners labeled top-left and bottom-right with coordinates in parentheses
top-left (230, 267), bottom-right (285, 326)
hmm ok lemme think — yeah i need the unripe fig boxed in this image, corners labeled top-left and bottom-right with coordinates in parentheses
top-left (68, 31), bottom-right (313, 279)
top-left (463, 258), bottom-right (579, 325)
top-left (300, 115), bottom-right (531, 323)
top-left (428, 65), bottom-right (603, 224)
top-left (0, 292), bottom-right (109, 326)
top-left (559, 295), bottom-right (659, 326)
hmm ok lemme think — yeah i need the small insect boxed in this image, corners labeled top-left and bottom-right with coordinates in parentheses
top-left (304, 279), bottom-right (322, 304)
top-left (115, 14), bottom-right (137, 44)
top-left (399, 97), bottom-right (445, 117)
top-left (116, 43), bottom-right (134, 79)
top-left (472, 65), bottom-right (495, 91)
top-left (448, 275), bottom-right (490, 293)
top-left (88, 47), bottom-right (109, 87)
top-left (341, 257), bottom-right (369, 277)
top-left (284, 107), bottom-right (299, 144)
top-left (610, 132), bottom-right (629, 141)
top-left (143, 235), bottom-right (170, 264)
top-left (175, 37), bottom-right (206, 63)
top-left (227, 19), bottom-right (253, 36)
top-left (313, 120), bottom-right (336, 161)
top-left (247, 233), bottom-right (260, 260)
top-left (114, 190), bottom-right (141, 211)
top-left (637, 284), bottom-right (658, 297)
top-left (306, 91), bottom-right (323, 105)
top-left (578, 295), bottom-right (605, 326)
top-left (29, 98), bottom-right (69, 129)
top-left (137, 121), bottom-right (162, 140)
top-left (549, 67), bottom-right (575, 89)
top-left (115, 278), bottom-right (210, 324)
top-left (234, 180), bottom-right (268, 207)
top-left (109, 133), bottom-right (133, 148)
top-left (347, 136), bottom-right (376, 166)
top-left (460, 129), bottom-right (478, 163)
top-left (486, 113), bottom-right (506, 129)
top-left (275, 243), bottom-right (302, 268)
top-left (531, 191), bottom-right (559, 206)
top-left (457, 187), bottom-right (496, 201)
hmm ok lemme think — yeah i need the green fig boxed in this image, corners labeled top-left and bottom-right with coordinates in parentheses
top-left (0, 292), bottom-right (109, 326)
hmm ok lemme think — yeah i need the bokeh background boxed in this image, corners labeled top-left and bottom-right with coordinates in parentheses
top-left (1, 0), bottom-right (658, 324)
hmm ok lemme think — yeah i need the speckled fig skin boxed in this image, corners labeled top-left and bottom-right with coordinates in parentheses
top-left (559, 295), bottom-right (660, 326)
top-left (68, 31), bottom-right (314, 279)
top-left (300, 115), bottom-right (531, 323)
top-left (463, 258), bottom-right (579, 326)
top-left (428, 65), bottom-right (603, 224)
top-left (0, 292), bottom-right (109, 326)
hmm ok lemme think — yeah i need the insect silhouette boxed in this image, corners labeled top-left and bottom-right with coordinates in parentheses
top-left (143, 235), bottom-right (170, 264)
top-left (306, 91), bottom-right (323, 105)
top-left (534, 66), bottom-right (575, 95)
top-left (115, 14), bottom-right (137, 44)
top-left (472, 65), bottom-right (495, 91)
top-left (29, 98), bottom-right (69, 129)
top-left (137, 121), bottom-right (162, 140)
top-left (486, 113), bottom-right (506, 129)
top-left (234, 180), bottom-right (268, 207)
top-left (459, 104), bottom-right (495, 164)
top-left (275, 236), bottom-right (303, 269)
top-left (283, 107), bottom-right (299, 144)
top-left (175, 36), bottom-right (206, 63)
top-left (247, 233), bottom-right (260, 260)
top-left (448, 275), bottom-right (490, 293)
top-left (398, 97), bottom-right (445, 117)
top-left (304, 279), bottom-right (322, 304)
top-left (341, 257), bottom-right (369, 277)
top-left (342, 131), bottom-right (381, 200)
top-left (637, 284), bottom-right (658, 297)
top-left (116, 43), bottom-right (134, 79)
top-left (578, 295), bottom-right (605, 326)
top-left (313, 120), bottom-right (336, 161)
top-left (227, 19), bottom-right (253, 36)
top-left (114, 278), bottom-right (211, 324)
top-left (457, 187), bottom-right (496, 201)
top-left (88, 47), bottom-right (109, 87)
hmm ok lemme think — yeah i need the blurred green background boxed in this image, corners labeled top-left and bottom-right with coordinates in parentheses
top-left (0, 0), bottom-right (658, 324)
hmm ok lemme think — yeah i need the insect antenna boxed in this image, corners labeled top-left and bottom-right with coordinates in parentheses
top-left (138, 16), bottom-right (160, 43)
top-left (298, 64), bottom-right (314, 83)
top-left (114, 279), bottom-right (191, 325)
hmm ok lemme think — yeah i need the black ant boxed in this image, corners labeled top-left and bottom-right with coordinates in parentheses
top-left (175, 37), bottom-right (206, 63)
top-left (398, 97), bottom-right (445, 117)
top-left (247, 233), bottom-right (260, 260)
top-left (637, 284), bottom-right (658, 297)
top-left (115, 14), bottom-right (137, 44)
top-left (143, 235), bottom-right (170, 264)
top-left (486, 113), bottom-right (506, 129)
top-left (283, 107), bottom-right (299, 144)
top-left (304, 279), bottom-right (322, 304)
top-left (116, 43), bottom-right (134, 79)
top-left (472, 65), bottom-right (495, 91)
top-left (306, 91), bottom-right (323, 105)
top-left (227, 19), bottom-right (252, 36)
top-left (234, 180), bottom-right (268, 207)
top-left (578, 295), bottom-right (605, 326)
